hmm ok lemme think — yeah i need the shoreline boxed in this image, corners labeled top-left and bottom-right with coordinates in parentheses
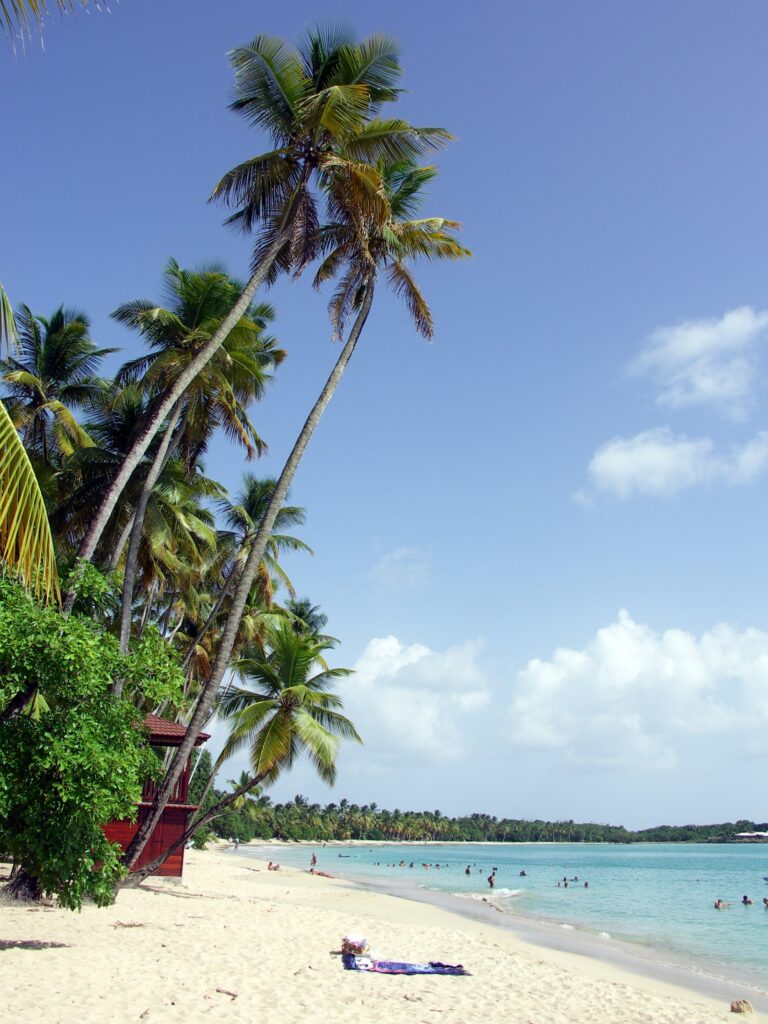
top-left (1, 848), bottom-right (761, 1023)
top-left (246, 840), bottom-right (768, 1012)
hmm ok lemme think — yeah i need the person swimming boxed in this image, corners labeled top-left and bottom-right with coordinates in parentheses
top-left (465, 865), bottom-right (471, 875)
top-left (742, 895), bottom-right (753, 905)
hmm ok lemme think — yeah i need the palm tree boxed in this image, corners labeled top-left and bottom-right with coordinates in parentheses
top-left (127, 160), bottom-right (468, 863)
top-left (180, 474), bottom-right (310, 674)
top-left (285, 596), bottom-right (337, 644)
top-left (126, 620), bottom-right (360, 880)
top-left (225, 770), bottom-right (263, 817)
top-left (1, 305), bottom-right (112, 466)
top-left (121, 33), bottom-right (456, 871)
top-left (69, 26), bottom-right (441, 581)
top-left (0, 286), bottom-right (59, 603)
top-left (110, 260), bottom-right (284, 656)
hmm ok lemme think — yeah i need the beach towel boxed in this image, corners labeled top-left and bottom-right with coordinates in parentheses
top-left (342, 954), bottom-right (469, 976)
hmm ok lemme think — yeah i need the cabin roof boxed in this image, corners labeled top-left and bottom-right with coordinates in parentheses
top-left (144, 714), bottom-right (210, 748)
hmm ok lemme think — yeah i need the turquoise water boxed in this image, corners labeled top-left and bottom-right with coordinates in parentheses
top-left (247, 842), bottom-right (768, 992)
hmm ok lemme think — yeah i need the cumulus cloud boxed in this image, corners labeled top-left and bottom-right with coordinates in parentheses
top-left (507, 611), bottom-right (768, 768)
top-left (631, 306), bottom-right (768, 418)
top-left (371, 547), bottom-right (430, 589)
top-left (344, 635), bottom-right (490, 761)
top-left (587, 427), bottom-right (768, 497)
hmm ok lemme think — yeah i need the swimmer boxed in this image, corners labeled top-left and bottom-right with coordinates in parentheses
top-left (465, 865), bottom-right (471, 875)
top-left (487, 873), bottom-right (495, 889)
top-left (742, 895), bottom-right (753, 905)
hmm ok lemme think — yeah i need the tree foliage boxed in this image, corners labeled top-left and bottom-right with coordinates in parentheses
top-left (206, 799), bottom-right (768, 845)
top-left (0, 578), bottom-right (183, 908)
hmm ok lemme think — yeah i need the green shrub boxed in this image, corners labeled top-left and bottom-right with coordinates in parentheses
top-left (0, 579), bottom-right (183, 909)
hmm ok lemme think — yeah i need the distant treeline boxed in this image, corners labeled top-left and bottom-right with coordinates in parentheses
top-left (190, 754), bottom-right (767, 845)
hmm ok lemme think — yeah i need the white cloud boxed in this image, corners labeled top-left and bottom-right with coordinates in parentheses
top-left (587, 427), bottom-right (768, 497)
top-left (632, 306), bottom-right (768, 418)
top-left (371, 547), bottom-right (430, 589)
top-left (507, 611), bottom-right (768, 769)
top-left (345, 635), bottom-right (490, 761)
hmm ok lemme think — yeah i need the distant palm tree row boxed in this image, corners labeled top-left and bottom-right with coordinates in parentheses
top-left (1, 25), bottom-right (468, 880)
top-left (198, 790), bottom-right (768, 847)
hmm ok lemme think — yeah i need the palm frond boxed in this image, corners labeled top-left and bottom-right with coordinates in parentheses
top-left (0, 402), bottom-right (59, 603)
top-left (344, 122), bottom-right (451, 166)
top-left (229, 35), bottom-right (308, 139)
top-left (0, 0), bottom-right (92, 35)
top-left (386, 262), bottom-right (434, 338)
top-left (333, 34), bottom-right (402, 101)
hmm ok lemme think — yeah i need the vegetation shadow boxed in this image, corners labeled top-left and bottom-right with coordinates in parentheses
top-left (0, 939), bottom-right (69, 950)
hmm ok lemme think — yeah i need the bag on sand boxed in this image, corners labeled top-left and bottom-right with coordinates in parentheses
top-left (341, 934), bottom-right (369, 955)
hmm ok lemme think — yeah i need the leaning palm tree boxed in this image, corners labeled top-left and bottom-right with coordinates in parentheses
top-left (124, 620), bottom-right (360, 880)
top-left (218, 620), bottom-right (359, 787)
top-left (0, 286), bottom-right (59, 603)
top-left (110, 260), bottom-right (284, 656)
top-left (69, 27), bottom-right (443, 582)
top-left (180, 474), bottom-right (310, 673)
top-left (123, 156), bottom-right (467, 871)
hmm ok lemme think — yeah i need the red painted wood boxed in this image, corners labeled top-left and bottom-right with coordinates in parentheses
top-left (103, 804), bottom-right (194, 877)
top-left (103, 721), bottom-right (209, 879)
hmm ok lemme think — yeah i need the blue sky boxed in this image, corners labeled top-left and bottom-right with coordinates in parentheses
top-left (4, 0), bottom-right (768, 827)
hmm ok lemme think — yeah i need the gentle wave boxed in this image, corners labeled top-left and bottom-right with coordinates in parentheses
top-left (451, 887), bottom-right (522, 901)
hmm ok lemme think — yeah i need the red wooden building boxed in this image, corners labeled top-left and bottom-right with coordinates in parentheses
top-left (103, 714), bottom-right (210, 877)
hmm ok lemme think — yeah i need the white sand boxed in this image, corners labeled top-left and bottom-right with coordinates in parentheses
top-left (0, 849), bottom-right (757, 1023)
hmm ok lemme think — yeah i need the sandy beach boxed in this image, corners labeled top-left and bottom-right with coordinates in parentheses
top-left (0, 847), bottom-right (757, 1024)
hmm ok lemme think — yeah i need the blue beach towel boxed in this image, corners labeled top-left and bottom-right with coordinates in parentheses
top-left (342, 954), bottom-right (470, 975)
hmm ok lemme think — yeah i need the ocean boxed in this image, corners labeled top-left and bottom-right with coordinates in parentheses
top-left (245, 841), bottom-right (768, 997)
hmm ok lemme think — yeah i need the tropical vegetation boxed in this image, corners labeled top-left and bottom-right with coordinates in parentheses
top-left (0, 24), bottom-right (468, 904)
top-left (193, 794), bottom-right (768, 846)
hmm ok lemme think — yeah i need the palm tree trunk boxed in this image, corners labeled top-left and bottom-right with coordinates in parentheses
top-left (62, 232), bottom-right (289, 613)
top-left (108, 514), bottom-right (134, 572)
top-left (136, 579), bottom-right (157, 639)
top-left (121, 283), bottom-right (375, 871)
top-left (107, 409), bottom-right (186, 573)
top-left (117, 399), bottom-right (183, 662)
top-left (121, 771), bottom-right (267, 885)
top-left (180, 554), bottom-right (243, 672)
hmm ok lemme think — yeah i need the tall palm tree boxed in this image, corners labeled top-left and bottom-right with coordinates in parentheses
top-left (0, 286), bottom-right (59, 603)
top-left (180, 474), bottom-right (310, 674)
top-left (69, 27), bottom-right (441, 582)
top-left (1, 305), bottom-right (112, 466)
top-left (125, 154), bottom-right (466, 870)
top-left (284, 596), bottom-right (338, 651)
top-left (126, 620), bottom-right (360, 880)
top-left (110, 260), bottom-right (284, 656)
